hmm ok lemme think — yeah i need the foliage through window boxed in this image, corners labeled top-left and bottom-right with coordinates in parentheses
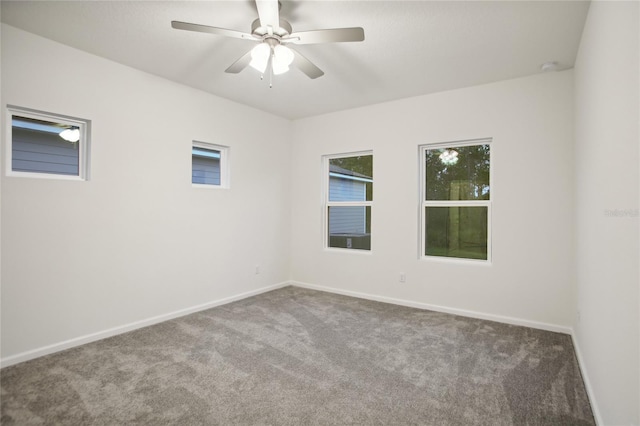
top-left (325, 153), bottom-right (373, 251)
top-left (7, 106), bottom-right (90, 180)
top-left (421, 141), bottom-right (491, 261)
top-left (192, 141), bottom-right (229, 188)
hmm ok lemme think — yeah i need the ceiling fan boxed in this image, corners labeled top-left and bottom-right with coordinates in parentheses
top-left (171, 0), bottom-right (365, 83)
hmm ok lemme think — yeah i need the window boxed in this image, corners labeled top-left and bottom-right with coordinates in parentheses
top-left (192, 141), bottom-right (229, 188)
top-left (324, 152), bottom-right (373, 251)
top-left (7, 106), bottom-right (90, 180)
top-left (420, 140), bottom-right (491, 261)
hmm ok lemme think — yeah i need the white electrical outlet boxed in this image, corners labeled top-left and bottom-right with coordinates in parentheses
top-left (400, 273), bottom-right (406, 283)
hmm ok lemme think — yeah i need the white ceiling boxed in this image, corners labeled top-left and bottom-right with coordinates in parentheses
top-left (1, 0), bottom-right (590, 120)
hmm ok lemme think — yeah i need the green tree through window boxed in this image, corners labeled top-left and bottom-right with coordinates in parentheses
top-left (422, 141), bottom-right (491, 261)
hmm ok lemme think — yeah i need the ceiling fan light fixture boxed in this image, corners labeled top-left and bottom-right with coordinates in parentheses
top-left (274, 45), bottom-right (294, 66)
top-left (272, 62), bottom-right (289, 75)
top-left (249, 42), bottom-right (270, 73)
top-left (272, 44), bottom-right (294, 75)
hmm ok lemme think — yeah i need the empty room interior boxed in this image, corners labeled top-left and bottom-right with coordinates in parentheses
top-left (0, 0), bottom-right (638, 424)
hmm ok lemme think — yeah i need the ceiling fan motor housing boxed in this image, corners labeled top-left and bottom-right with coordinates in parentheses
top-left (251, 18), bottom-right (292, 38)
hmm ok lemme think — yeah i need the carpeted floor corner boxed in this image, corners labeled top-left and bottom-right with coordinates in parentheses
top-left (1, 286), bottom-right (594, 425)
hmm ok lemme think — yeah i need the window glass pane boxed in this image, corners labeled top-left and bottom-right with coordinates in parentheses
top-left (425, 206), bottom-right (487, 260)
top-left (425, 144), bottom-right (490, 200)
top-left (192, 147), bottom-right (221, 185)
top-left (328, 206), bottom-right (371, 250)
top-left (12, 116), bottom-right (80, 176)
top-left (329, 155), bottom-right (373, 201)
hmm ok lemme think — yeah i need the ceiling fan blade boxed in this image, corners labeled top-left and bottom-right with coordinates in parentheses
top-left (171, 21), bottom-right (255, 41)
top-left (255, 0), bottom-right (280, 31)
top-left (291, 48), bottom-right (324, 79)
top-left (225, 48), bottom-right (254, 74)
top-left (288, 27), bottom-right (365, 44)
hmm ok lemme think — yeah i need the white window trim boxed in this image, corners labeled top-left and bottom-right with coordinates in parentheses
top-left (419, 138), bottom-right (492, 264)
top-left (322, 150), bottom-right (373, 253)
top-left (191, 140), bottom-right (230, 189)
top-left (6, 105), bottom-right (90, 181)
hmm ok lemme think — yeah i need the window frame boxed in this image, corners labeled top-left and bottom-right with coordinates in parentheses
top-left (6, 105), bottom-right (91, 181)
top-left (191, 140), bottom-right (230, 189)
top-left (419, 139), bottom-right (492, 264)
top-left (322, 150), bottom-right (373, 253)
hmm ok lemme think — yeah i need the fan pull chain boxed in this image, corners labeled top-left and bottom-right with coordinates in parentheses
top-left (258, 70), bottom-right (272, 87)
top-left (257, 48), bottom-right (275, 87)
top-left (269, 50), bottom-right (274, 88)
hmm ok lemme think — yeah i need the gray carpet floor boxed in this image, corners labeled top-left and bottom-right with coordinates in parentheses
top-left (1, 286), bottom-right (594, 425)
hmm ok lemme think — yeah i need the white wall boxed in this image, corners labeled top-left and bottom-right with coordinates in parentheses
top-left (0, 24), bottom-right (292, 362)
top-left (291, 70), bottom-right (576, 330)
top-left (4, 10), bottom-right (638, 422)
top-left (573, 1), bottom-right (639, 424)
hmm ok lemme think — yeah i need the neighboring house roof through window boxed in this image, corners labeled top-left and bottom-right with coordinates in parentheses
top-left (329, 164), bottom-right (373, 183)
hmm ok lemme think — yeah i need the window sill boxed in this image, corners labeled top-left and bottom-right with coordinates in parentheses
top-left (324, 247), bottom-right (373, 255)
top-left (191, 184), bottom-right (228, 190)
top-left (6, 171), bottom-right (85, 181)
top-left (420, 255), bottom-right (492, 266)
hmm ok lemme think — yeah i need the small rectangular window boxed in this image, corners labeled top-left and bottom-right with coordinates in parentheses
top-left (7, 106), bottom-right (90, 180)
top-left (324, 152), bottom-right (373, 251)
top-left (420, 140), bottom-right (491, 261)
top-left (192, 141), bottom-right (229, 188)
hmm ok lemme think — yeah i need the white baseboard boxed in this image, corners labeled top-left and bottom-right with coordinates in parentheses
top-left (290, 281), bottom-right (573, 335)
top-left (3, 279), bottom-right (601, 423)
top-left (0, 281), bottom-right (290, 369)
top-left (570, 330), bottom-right (602, 425)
